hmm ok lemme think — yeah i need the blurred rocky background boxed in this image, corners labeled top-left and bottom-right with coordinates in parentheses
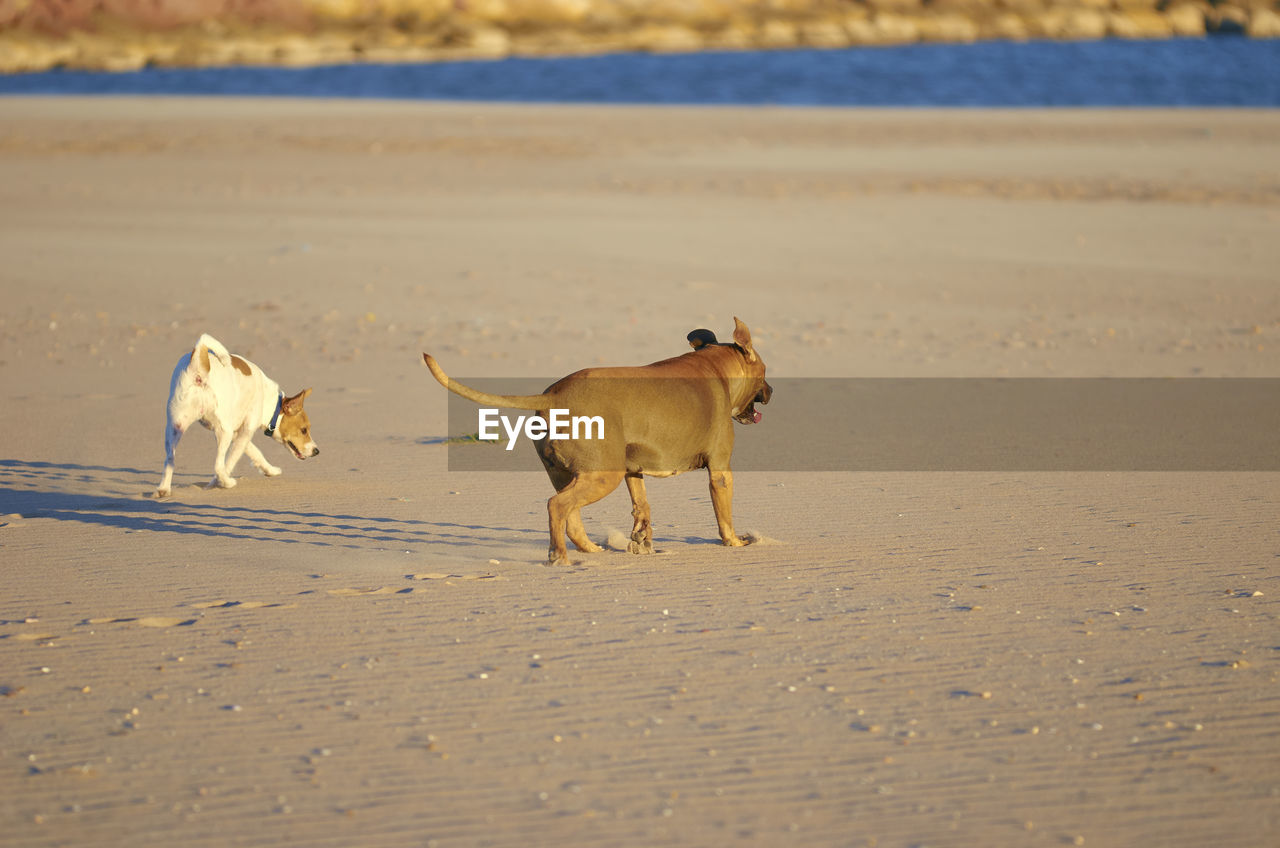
top-left (1, 0), bottom-right (1277, 72)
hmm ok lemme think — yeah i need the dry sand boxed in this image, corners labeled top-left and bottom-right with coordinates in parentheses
top-left (1, 98), bottom-right (1278, 847)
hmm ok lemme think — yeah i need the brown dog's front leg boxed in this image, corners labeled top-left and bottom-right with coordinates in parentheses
top-left (708, 468), bottom-right (746, 547)
top-left (625, 474), bottom-right (654, 554)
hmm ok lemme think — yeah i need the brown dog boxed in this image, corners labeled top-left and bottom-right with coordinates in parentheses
top-left (424, 317), bottom-right (772, 565)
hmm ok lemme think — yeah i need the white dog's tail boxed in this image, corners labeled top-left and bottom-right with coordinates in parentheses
top-left (192, 334), bottom-right (233, 376)
top-left (422, 353), bottom-right (550, 410)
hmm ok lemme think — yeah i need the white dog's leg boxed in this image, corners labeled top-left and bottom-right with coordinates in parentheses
top-left (220, 429), bottom-right (258, 483)
top-left (244, 440), bottom-right (282, 477)
top-left (210, 426), bottom-right (239, 489)
top-left (156, 417), bottom-right (186, 497)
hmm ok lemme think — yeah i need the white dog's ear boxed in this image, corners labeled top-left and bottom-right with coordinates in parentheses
top-left (192, 343), bottom-right (212, 375)
top-left (732, 317), bottom-right (756, 363)
top-left (283, 388), bottom-right (312, 413)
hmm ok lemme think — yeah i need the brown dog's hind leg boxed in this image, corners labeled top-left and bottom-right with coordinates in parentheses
top-left (566, 511), bottom-right (602, 554)
top-left (624, 474), bottom-right (655, 554)
top-left (546, 467), bottom-right (603, 554)
top-left (708, 468), bottom-right (746, 547)
top-left (547, 470), bottom-right (624, 565)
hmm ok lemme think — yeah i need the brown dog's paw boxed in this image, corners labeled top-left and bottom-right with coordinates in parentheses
top-left (627, 540), bottom-right (655, 555)
top-left (722, 535), bottom-right (748, 547)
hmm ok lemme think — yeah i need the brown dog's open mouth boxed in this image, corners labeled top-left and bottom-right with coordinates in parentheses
top-left (734, 384), bottom-right (771, 425)
top-left (286, 440), bottom-right (309, 460)
top-left (734, 403), bottom-right (763, 425)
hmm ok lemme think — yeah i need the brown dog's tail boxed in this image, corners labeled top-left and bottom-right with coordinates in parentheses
top-left (422, 353), bottom-right (550, 410)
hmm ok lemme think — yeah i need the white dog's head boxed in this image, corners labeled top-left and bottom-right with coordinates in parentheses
top-left (273, 388), bottom-right (320, 460)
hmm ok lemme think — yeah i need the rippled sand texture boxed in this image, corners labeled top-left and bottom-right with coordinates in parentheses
top-left (1, 99), bottom-right (1278, 847)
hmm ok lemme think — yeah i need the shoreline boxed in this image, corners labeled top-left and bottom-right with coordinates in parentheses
top-left (3, 0), bottom-right (1279, 74)
top-left (3, 42), bottom-right (1278, 109)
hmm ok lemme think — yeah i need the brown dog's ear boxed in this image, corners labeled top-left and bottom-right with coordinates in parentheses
top-left (687, 329), bottom-right (718, 350)
top-left (282, 388), bottom-right (312, 413)
top-left (732, 317), bottom-right (757, 363)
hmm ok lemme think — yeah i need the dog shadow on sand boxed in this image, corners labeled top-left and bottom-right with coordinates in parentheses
top-left (0, 459), bottom-right (541, 553)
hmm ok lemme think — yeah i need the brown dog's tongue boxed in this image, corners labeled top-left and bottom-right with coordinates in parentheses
top-left (753, 410), bottom-right (763, 424)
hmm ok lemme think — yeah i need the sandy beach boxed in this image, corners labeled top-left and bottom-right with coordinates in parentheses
top-left (1, 98), bottom-right (1278, 846)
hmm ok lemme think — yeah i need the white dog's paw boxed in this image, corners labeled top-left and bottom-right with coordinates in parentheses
top-left (153, 488), bottom-right (170, 499)
top-left (211, 476), bottom-right (237, 489)
top-left (261, 465), bottom-right (282, 478)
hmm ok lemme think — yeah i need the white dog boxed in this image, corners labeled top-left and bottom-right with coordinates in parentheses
top-left (155, 334), bottom-right (319, 498)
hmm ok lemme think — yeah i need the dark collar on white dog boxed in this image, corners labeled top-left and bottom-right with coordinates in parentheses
top-left (264, 392), bottom-right (284, 437)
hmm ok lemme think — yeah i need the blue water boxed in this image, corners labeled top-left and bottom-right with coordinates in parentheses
top-left (1, 37), bottom-right (1278, 106)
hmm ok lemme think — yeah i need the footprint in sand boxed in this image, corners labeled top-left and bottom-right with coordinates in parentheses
top-left (326, 586), bottom-right (405, 596)
top-left (188, 600), bottom-right (297, 610)
top-left (325, 574), bottom-right (502, 595)
top-left (7, 631), bottom-right (60, 642)
top-left (80, 602), bottom-right (297, 629)
top-left (84, 616), bottom-right (197, 628)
